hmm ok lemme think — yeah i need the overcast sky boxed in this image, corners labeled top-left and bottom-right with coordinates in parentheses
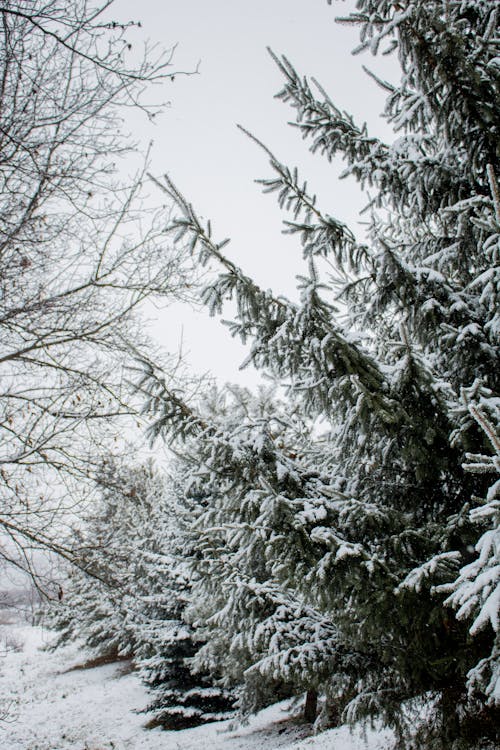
top-left (117, 0), bottom-right (400, 386)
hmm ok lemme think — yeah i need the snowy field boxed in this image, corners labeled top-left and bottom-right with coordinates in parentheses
top-left (0, 619), bottom-right (395, 750)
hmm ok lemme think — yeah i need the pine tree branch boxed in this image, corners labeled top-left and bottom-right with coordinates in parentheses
top-left (150, 173), bottom-right (403, 423)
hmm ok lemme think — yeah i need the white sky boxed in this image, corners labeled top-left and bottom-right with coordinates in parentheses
top-left (116, 0), bottom-right (400, 386)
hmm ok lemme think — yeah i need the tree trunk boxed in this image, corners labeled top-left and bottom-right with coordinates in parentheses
top-left (324, 697), bottom-right (340, 727)
top-left (304, 689), bottom-right (318, 723)
top-left (440, 685), bottom-right (462, 748)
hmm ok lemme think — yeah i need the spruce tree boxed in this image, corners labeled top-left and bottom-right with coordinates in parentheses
top-left (133, 465), bottom-right (236, 729)
top-left (437, 394), bottom-right (500, 708)
top-left (144, 1), bottom-right (499, 746)
top-left (137, 379), bottom-right (377, 724)
top-left (179, 386), bottom-right (351, 721)
top-left (45, 459), bottom-right (161, 658)
top-left (46, 457), bottom-right (236, 729)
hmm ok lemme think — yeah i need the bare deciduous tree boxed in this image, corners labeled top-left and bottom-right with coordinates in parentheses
top-left (0, 0), bottom-right (195, 586)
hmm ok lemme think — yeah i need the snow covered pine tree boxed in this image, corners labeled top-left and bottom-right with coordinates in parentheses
top-left (133, 464), bottom-right (236, 730)
top-left (436, 392), bottom-right (500, 717)
top-left (142, 1), bottom-right (499, 747)
top-left (138, 383), bottom-right (365, 724)
top-left (47, 459), bottom-right (235, 729)
top-left (46, 460), bottom-right (169, 658)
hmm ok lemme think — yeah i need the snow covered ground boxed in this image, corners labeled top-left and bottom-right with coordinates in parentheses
top-left (0, 619), bottom-right (394, 750)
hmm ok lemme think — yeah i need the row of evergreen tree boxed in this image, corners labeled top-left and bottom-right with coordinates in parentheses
top-left (46, 459), bottom-right (236, 729)
top-left (46, 2), bottom-right (499, 748)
